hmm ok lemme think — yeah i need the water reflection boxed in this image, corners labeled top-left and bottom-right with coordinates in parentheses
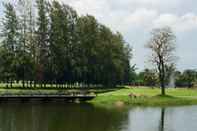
top-left (125, 106), bottom-right (197, 131)
top-left (0, 102), bottom-right (127, 131)
top-left (159, 108), bottom-right (165, 131)
top-left (0, 103), bottom-right (196, 131)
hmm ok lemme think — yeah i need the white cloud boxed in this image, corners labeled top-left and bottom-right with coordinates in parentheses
top-left (61, 0), bottom-right (109, 16)
top-left (107, 0), bottom-right (181, 11)
top-left (124, 8), bottom-right (157, 28)
top-left (59, 0), bottom-right (197, 70)
top-left (153, 13), bottom-right (197, 32)
top-left (61, 0), bottom-right (197, 34)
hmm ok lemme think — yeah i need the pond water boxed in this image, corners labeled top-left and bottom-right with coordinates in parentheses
top-left (0, 102), bottom-right (196, 131)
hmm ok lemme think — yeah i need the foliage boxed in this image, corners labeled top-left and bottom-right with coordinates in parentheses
top-left (133, 69), bottom-right (158, 87)
top-left (0, 0), bottom-right (132, 88)
top-left (175, 69), bottom-right (197, 88)
top-left (0, 3), bottom-right (19, 86)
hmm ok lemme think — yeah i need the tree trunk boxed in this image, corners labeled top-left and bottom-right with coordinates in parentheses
top-left (160, 60), bottom-right (166, 96)
top-left (10, 79), bottom-right (13, 88)
top-left (161, 81), bottom-right (165, 95)
top-left (22, 79), bottom-right (25, 88)
top-left (44, 82), bottom-right (46, 88)
top-left (159, 67), bottom-right (165, 95)
top-left (34, 80), bottom-right (36, 88)
top-left (29, 81), bottom-right (31, 88)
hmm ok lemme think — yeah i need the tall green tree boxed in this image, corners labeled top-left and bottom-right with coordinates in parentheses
top-left (49, 1), bottom-right (70, 84)
top-left (0, 3), bottom-right (19, 87)
top-left (76, 15), bottom-right (132, 86)
top-left (0, 1), bottom-right (132, 88)
top-left (61, 4), bottom-right (79, 84)
top-left (17, 0), bottom-right (35, 87)
top-left (76, 15), bottom-right (100, 85)
top-left (36, 0), bottom-right (49, 85)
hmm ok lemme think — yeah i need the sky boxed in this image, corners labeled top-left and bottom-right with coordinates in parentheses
top-left (0, 0), bottom-right (197, 71)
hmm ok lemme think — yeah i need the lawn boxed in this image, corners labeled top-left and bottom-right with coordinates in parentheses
top-left (0, 87), bottom-right (197, 107)
top-left (90, 87), bottom-right (197, 107)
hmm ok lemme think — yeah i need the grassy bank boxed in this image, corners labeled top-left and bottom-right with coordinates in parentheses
top-left (90, 87), bottom-right (197, 107)
top-left (0, 87), bottom-right (197, 107)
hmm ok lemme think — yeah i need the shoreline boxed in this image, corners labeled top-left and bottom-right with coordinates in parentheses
top-left (90, 87), bottom-right (197, 107)
top-left (0, 87), bottom-right (197, 107)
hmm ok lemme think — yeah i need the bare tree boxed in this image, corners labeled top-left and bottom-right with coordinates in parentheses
top-left (146, 26), bottom-right (176, 95)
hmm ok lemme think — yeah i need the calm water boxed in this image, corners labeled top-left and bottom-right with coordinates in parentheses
top-left (0, 102), bottom-right (197, 131)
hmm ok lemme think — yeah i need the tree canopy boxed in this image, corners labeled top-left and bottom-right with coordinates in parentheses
top-left (0, 0), bottom-right (132, 88)
top-left (146, 27), bottom-right (176, 95)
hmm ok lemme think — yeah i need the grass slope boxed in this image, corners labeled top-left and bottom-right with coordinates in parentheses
top-left (90, 87), bottom-right (197, 107)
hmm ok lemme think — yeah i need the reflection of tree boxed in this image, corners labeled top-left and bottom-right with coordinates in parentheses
top-left (159, 108), bottom-right (165, 131)
top-left (0, 103), bottom-right (128, 131)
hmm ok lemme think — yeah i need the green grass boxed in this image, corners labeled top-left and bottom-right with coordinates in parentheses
top-left (0, 87), bottom-right (197, 107)
top-left (90, 87), bottom-right (197, 107)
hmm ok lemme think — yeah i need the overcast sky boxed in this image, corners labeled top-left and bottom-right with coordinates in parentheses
top-left (1, 0), bottom-right (197, 71)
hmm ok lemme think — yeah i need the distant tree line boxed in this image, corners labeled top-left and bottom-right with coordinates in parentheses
top-left (130, 68), bottom-right (197, 88)
top-left (0, 0), bottom-right (132, 88)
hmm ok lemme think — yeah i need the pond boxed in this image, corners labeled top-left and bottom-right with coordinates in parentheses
top-left (0, 102), bottom-right (196, 131)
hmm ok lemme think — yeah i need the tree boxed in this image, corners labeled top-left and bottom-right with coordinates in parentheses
top-left (137, 69), bottom-right (158, 87)
top-left (128, 65), bottom-right (138, 85)
top-left (36, 0), bottom-right (49, 86)
top-left (76, 15), bottom-right (100, 85)
top-left (17, 0), bottom-right (35, 88)
top-left (76, 15), bottom-right (132, 87)
top-left (174, 70), bottom-right (182, 87)
top-left (143, 69), bottom-right (158, 87)
top-left (0, 2), bottom-right (19, 87)
top-left (61, 4), bottom-right (78, 84)
top-left (49, 1), bottom-right (75, 85)
top-left (146, 27), bottom-right (176, 95)
top-left (182, 69), bottom-right (196, 88)
top-left (122, 41), bottom-right (133, 85)
top-left (0, 0), bottom-right (132, 88)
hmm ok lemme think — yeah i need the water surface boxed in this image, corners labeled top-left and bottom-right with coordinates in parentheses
top-left (0, 102), bottom-right (196, 131)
